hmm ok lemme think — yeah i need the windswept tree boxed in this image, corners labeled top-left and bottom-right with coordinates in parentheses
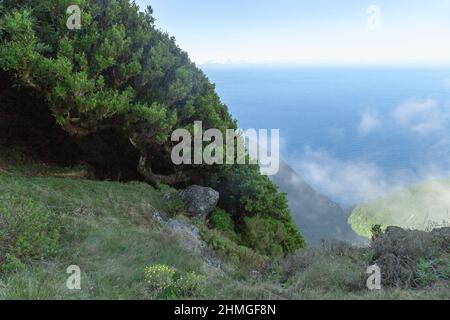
top-left (0, 0), bottom-right (305, 254)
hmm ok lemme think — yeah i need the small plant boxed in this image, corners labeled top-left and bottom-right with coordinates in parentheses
top-left (209, 208), bottom-right (239, 242)
top-left (144, 264), bottom-right (176, 297)
top-left (0, 194), bottom-right (61, 273)
top-left (143, 264), bottom-right (207, 299)
top-left (416, 256), bottom-right (450, 287)
top-left (201, 227), bottom-right (268, 272)
top-left (174, 272), bottom-right (207, 297)
top-left (160, 187), bottom-right (186, 217)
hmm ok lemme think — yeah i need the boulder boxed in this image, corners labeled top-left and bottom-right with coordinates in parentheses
top-left (179, 185), bottom-right (219, 218)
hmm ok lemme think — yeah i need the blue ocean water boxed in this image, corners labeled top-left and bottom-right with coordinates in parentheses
top-left (203, 65), bottom-right (450, 205)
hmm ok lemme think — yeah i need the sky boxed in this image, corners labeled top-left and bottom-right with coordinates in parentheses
top-left (135, 0), bottom-right (450, 65)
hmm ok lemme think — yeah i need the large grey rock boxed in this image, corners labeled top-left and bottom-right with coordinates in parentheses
top-left (179, 185), bottom-right (219, 218)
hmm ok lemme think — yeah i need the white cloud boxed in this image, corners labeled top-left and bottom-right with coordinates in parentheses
top-left (294, 147), bottom-right (404, 204)
top-left (293, 146), bottom-right (450, 205)
top-left (358, 111), bottom-right (382, 136)
top-left (392, 99), bottom-right (449, 136)
top-left (392, 99), bottom-right (438, 125)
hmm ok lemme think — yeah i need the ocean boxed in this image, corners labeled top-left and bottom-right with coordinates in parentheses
top-left (203, 65), bottom-right (450, 205)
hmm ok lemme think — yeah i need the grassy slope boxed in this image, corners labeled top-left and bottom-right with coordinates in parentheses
top-left (349, 180), bottom-right (450, 239)
top-left (0, 149), bottom-right (448, 300)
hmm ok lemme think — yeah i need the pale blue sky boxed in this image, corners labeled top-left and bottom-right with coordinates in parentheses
top-left (136, 0), bottom-right (450, 65)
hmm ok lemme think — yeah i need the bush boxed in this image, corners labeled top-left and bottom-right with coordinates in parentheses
top-left (201, 227), bottom-right (268, 272)
top-left (143, 264), bottom-right (207, 299)
top-left (174, 272), bottom-right (207, 297)
top-left (242, 216), bottom-right (301, 258)
top-left (161, 189), bottom-right (186, 218)
top-left (144, 264), bottom-right (176, 298)
top-left (416, 255), bottom-right (450, 287)
top-left (0, 194), bottom-right (61, 273)
top-left (209, 208), bottom-right (239, 242)
top-left (208, 164), bottom-right (306, 255)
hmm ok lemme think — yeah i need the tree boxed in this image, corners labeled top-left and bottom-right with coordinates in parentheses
top-left (0, 0), bottom-right (305, 254)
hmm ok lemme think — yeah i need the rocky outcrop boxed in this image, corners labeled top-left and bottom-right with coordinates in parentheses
top-left (165, 217), bottom-right (221, 270)
top-left (179, 185), bottom-right (219, 219)
top-left (166, 218), bottom-right (206, 254)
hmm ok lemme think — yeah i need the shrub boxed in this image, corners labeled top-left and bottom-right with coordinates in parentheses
top-left (208, 164), bottom-right (306, 255)
top-left (209, 208), bottom-right (239, 242)
top-left (144, 264), bottom-right (176, 297)
top-left (201, 228), bottom-right (268, 272)
top-left (416, 255), bottom-right (450, 287)
top-left (242, 216), bottom-right (300, 258)
top-left (161, 190), bottom-right (186, 218)
top-left (174, 272), bottom-right (207, 297)
top-left (143, 264), bottom-right (207, 298)
top-left (0, 194), bottom-right (61, 273)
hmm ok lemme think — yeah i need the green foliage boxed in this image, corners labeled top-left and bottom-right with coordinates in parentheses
top-left (209, 208), bottom-right (239, 242)
top-left (208, 164), bottom-right (306, 255)
top-left (173, 271), bottom-right (208, 297)
top-left (143, 264), bottom-right (206, 299)
top-left (144, 264), bottom-right (176, 297)
top-left (0, 193), bottom-right (61, 272)
top-left (161, 190), bottom-right (186, 218)
top-left (416, 255), bottom-right (450, 287)
top-left (242, 216), bottom-right (289, 258)
top-left (0, 0), bottom-right (231, 142)
top-left (201, 227), bottom-right (268, 272)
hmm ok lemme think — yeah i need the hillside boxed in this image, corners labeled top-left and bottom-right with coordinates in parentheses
top-left (271, 161), bottom-right (367, 246)
top-left (349, 180), bottom-right (450, 239)
top-left (0, 151), bottom-right (448, 300)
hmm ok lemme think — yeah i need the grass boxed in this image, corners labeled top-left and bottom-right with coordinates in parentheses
top-left (0, 150), bottom-right (448, 300)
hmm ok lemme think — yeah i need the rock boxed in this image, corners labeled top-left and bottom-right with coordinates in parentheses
top-left (165, 218), bottom-right (206, 254)
top-left (150, 209), bottom-right (166, 224)
top-left (165, 217), bottom-right (222, 270)
top-left (179, 185), bottom-right (219, 218)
